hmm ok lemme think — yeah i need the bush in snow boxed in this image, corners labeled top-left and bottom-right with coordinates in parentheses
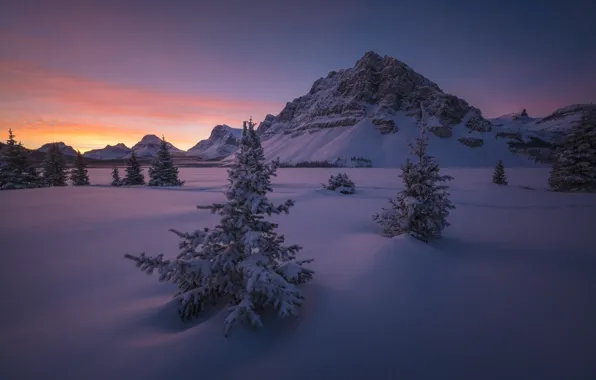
top-left (41, 143), bottom-right (68, 187)
top-left (548, 111), bottom-right (596, 192)
top-left (70, 151), bottom-right (90, 186)
top-left (492, 159), bottom-right (507, 185)
top-left (148, 136), bottom-right (184, 186)
top-left (373, 105), bottom-right (455, 242)
top-left (323, 172), bottom-right (355, 194)
top-left (125, 118), bottom-right (314, 336)
top-left (123, 151), bottom-right (145, 185)
top-left (0, 129), bottom-right (41, 190)
top-left (111, 167), bottom-right (122, 186)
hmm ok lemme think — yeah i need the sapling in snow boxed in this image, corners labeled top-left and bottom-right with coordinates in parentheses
top-left (125, 118), bottom-right (314, 336)
top-left (0, 129), bottom-right (41, 190)
top-left (123, 151), bottom-right (145, 185)
top-left (41, 143), bottom-right (68, 187)
top-left (323, 172), bottom-right (355, 194)
top-left (492, 160), bottom-right (507, 185)
top-left (148, 137), bottom-right (184, 186)
top-left (70, 151), bottom-right (90, 186)
top-left (373, 104), bottom-right (455, 242)
top-left (111, 167), bottom-right (122, 186)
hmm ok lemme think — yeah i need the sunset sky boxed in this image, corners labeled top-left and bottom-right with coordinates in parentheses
top-left (1, 0), bottom-right (595, 152)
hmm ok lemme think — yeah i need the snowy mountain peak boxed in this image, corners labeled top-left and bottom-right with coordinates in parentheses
top-left (37, 142), bottom-right (78, 156)
top-left (137, 134), bottom-right (163, 144)
top-left (187, 124), bottom-right (242, 160)
top-left (257, 51), bottom-right (492, 140)
top-left (128, 134), bottom-right (182, 158)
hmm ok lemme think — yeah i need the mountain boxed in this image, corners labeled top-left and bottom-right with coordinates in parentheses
top-left (490, 104), bottom-right (596, 163)
top-left (37, 142), bottom-right (78, 156)
top-left (221, 51), bottom-right (530, 167)
top-left (83, 143), bottom-right (132, 160)
top-left (186, 125), bottom-right (242, 160)
top-left (126, 134), bottom-right (183, 158)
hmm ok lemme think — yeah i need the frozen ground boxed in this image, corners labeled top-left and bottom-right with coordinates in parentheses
top-left (1, 168), bottom-right (595, 380)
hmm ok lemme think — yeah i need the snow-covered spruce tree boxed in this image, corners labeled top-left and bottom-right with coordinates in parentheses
top-left (373, 105), bottom-right (455, 242)
top-left (492, 159), bottom-right (507, 185)
top-left (0, 129), bottom-right (41, 190)
top-left (323, 172), bottom-right (355, 194)
top-left (125, 118), bottom-right (314, 336)
top-left (70, 151), bottom-right (90, 186)
top-left (148, 136), bottom-right (183, 186)
top-left (123, 151), bottom-right (145, 185)
top-left (41, 142), bottom-right (68, 187)
top-left (111, 167), bottom-right (122, 186)
top-left (548, 111), bottom-right (596, 192)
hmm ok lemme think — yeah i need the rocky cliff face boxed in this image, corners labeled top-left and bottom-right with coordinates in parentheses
top-left (186, 125), bottom-right (242, 160)
top-left (258, 51), bottom-right (492, 138)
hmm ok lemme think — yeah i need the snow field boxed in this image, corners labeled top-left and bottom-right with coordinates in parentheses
top-left (1, 167), bottom-right (595, 380)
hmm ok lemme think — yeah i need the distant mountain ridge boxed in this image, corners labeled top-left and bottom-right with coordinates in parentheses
top-left (84, 143), bottom-right (132, 160)
top-left (186, 125), bottom-right (242, 160)
top-left (17, 51), bottom-right (595, 166)
top-left (37, 142), bottom-right (78, 156)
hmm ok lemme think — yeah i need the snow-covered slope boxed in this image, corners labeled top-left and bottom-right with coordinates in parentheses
top-left (1, 168), bottom-right (595, 379)
top-left (186, 125), bottom-right (242, 160)
top-left (250, 114), bottom-right (534, 168)
top-left (222, 51), bottom-right (524, 167)
top-left (36, 142), bottom-right (78, 156)
top-left (127, 135), bottom-right (183, 158)
top-left (83, 143), bottom-right (132, 160)
top-left (490, 104), bottom-right (596, 163)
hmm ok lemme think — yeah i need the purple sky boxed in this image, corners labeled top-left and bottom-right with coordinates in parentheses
top-left (1, 0), bottom-right (594, 151)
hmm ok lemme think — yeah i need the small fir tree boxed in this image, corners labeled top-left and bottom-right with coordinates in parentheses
top-left (492, 160), bottom-right (508, 185)
top-left (148, 137), bottom-right (183, 186)
top-left (70, 151), bottom-right (90, 186)
top-left (548, 111), bottom-right (596, 192)
top-left (0, 129), bottom-right (41, 190)
top-left (41, 143), bottom-right (68, 187)
top-left (373, 105), bottom-right (455, 242)
top-left (123, 151), bottom-right (145, 185)
top-left (125, 118), bottom-right (314, 336)
top-left (111, 167), bottom-right (122, 186)
top-left (323, 172), bottom-right (355, 194)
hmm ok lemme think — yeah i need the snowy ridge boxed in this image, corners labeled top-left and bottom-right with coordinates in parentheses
top-left (186, 125), bottom-right (242, 160)
top-left (83, 143), bottom-right (132, 160)
top-left (37, 142), bottom-right (77, 156)
top-left (237, 113), bottom-right (535, 168)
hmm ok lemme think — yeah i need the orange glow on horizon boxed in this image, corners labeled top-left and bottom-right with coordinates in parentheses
top-left (0, 60), bottom-right (283, 152)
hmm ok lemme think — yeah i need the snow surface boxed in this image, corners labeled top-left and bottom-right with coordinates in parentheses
top-left (1, 168), bottom-right (596, 379)
top-left (227, 114), bottom-right (541, 168)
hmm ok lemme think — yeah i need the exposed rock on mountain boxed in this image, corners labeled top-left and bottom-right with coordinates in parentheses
top-left (258, 51), bottom-right (492, 141)
top-left (37, 142), bottom-right (77, 156)
top-left (83, 143), bottom-right (131, 160)
top-left (186, 125), bottom-right (242, 160)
